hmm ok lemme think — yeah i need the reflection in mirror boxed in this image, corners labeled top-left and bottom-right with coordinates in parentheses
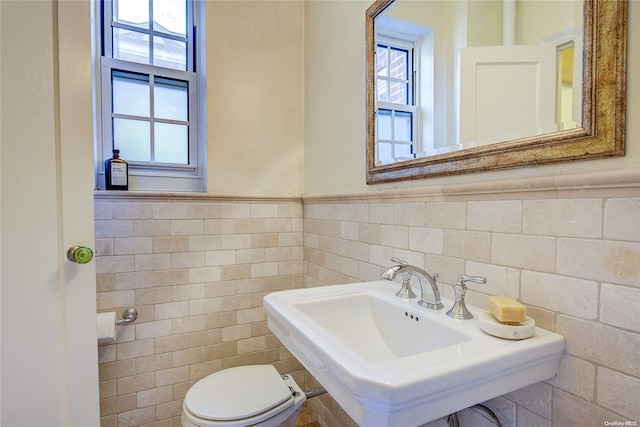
top-left (373, 0), bottom-right (583, 165)
top-left (366, 0), bottom-right (626, 183)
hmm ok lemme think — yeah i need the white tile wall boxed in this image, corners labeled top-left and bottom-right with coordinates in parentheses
top-left (95, 183), bottom-right (640, 427)
top-left (303, 186), bottom-right (640, 427)
top-left (95, 196), bottom-right (304, 427)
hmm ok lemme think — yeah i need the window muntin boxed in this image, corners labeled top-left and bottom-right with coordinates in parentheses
top-left (107, 67), bottom-right (192, 165)
top-left (375, 37), bottom-right (418, 165)
top-left (376, 109), bottom-right (414, 162)
top-left (99, 0), bottom-right (204, 191)
top-left (376, 44), bottom-right (410, 104)
top-left (109, 0), bottom-right (190, 71)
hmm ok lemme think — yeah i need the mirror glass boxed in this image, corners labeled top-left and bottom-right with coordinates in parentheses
top-left (366, 0), bottom-right (626, 183)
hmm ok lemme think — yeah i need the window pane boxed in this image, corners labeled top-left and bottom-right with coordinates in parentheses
top-left (389, 82), bottom-right (408, 104)
top-left (377, 142), bottom-right (392, 163)
top-left (153, 36), bottom-right (187, 70)
top-left (155, 123), bottom-right (188, 164)
top-left (154, 78), bottom-right (188, 121)
top-left (394, 111), bottom-right (412, 141)
top-left (112, 0), bottom-right (149, 29)
top-left (389, 48), bottom-right (408, 80)
top-left (113, 71), bottom-right (150, 117)
top-left (376, 45), bottom-right (388, 77)
top-left (377, 109), bottom-right (392, 140)
top-left (377, 79), bottom-right (389, 103)
top-left (153, 0), bottom-right (187, 36)
top-left (394, 143), bottom-right (413, 158)
top-left (113, 28), bottom-right (150, 65)
top-left (114, 118), bottom-right (150, 161)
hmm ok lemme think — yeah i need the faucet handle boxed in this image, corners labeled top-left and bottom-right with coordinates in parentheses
top-left (390, 257), bottom-right (408, 266)
top-left (446, 275), bottom-right (487, 320)
top-left (458, 275), bottom-right (487, 286)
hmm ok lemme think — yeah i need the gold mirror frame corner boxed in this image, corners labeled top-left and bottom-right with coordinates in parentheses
top-left (366, 0), bottom-right (627, 185)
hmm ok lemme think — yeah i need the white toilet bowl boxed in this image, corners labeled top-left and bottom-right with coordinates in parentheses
top-left (182, 365), bottom-right (306, 427)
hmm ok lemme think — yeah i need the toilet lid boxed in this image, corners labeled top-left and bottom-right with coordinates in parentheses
top-left (184, 365), bottom-right (294, 421)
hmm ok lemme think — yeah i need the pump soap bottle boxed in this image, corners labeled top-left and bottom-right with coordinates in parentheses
top-left (105, 149), bottom-right (128, 190)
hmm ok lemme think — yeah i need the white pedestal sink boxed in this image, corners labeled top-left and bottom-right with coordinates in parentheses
top-left (264, 281), bottom-right (564, 427)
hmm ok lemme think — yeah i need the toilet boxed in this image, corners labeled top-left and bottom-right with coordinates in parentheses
top-left (182, 365), bottom-right (306, 427)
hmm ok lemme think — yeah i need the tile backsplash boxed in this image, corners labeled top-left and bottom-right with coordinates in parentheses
top-left (302, 172), bottom-right (639, 427)
top-left (94, 170), bottom-right (639, 427)
top-left (94, 195), bottom-right (305, 427)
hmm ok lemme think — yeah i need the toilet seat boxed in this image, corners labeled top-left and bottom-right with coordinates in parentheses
top-left (183, 365), bottom-right (295, 426)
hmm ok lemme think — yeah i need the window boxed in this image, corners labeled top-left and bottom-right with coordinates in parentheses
top-left (97, 0), bottom-right (205, 191)
top-left (375, 37), bottom-right (418, 166)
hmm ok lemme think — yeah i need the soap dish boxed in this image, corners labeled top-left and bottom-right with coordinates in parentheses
top-left (478, 311), bottom-right (535, 340)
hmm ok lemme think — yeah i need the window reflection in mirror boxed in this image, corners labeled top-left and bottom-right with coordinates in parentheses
top-left (371, 0), bottom-right (584, 162)
top-left (375, 37), bottom-right (417, 165)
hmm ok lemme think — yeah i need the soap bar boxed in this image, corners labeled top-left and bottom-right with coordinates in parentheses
top-left (488, 296), bottom-right (527, 324)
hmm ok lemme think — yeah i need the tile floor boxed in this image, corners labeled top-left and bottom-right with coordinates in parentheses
top-left (294, 402), bottom-right (320, 427)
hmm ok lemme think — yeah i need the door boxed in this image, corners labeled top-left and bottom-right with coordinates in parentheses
top-left (459, 44), bottom-right (557, 148)
top-left (1, 1), bottom-right (100, 426)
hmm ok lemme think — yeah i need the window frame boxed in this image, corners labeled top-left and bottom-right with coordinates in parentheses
top-left (95, 0), bottom-right (206, 192)
top-left (374, 35), bottom-right (420, 166)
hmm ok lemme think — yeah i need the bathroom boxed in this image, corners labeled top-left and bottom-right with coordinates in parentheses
top-left (1, 0), bottom-right (638, 427)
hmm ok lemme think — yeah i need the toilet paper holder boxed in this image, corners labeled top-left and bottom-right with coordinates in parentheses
top-left (115, 308), bottom-right (138, 326)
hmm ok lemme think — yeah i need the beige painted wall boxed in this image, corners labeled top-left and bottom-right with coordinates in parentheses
top-left (304, 1), bottom-right (367, 195)
top-left (206, 1), bottom-right (304, 196)
top-left (516, 0), bottom-right (582, 45)
top-left (303, 0), bottom-right (640, 195)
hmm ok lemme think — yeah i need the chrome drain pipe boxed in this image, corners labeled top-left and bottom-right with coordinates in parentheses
top-left (447, 404), bottom-right (502, 427)
top-left (304, 387), bottom-right (326, 399)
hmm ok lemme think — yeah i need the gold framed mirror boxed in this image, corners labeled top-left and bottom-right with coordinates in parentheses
top-left (366, 0), bottom-right (626, 184)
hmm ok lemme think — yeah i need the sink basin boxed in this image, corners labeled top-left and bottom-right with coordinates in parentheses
top-left (293, 291), bottom-right (471, 363)
top-left (264, 281), bottom-right (564, 427)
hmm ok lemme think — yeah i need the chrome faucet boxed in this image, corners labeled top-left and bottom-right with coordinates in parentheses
top-left (382, 258), bottom-right (444, 310)
top-left (382, 258), bottom-right (417, 299)
top-left (446, 274), bottom-right (487, 319)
